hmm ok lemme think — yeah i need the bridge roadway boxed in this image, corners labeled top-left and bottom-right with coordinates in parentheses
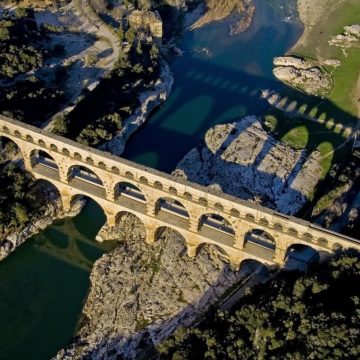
top-left (1, 114), bottom-right (360, 268)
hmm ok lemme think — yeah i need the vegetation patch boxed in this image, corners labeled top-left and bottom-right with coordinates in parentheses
top-left (158, 250), bottom-right (360, 360)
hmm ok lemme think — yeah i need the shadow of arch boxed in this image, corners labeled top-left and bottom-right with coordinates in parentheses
top-left (244, 229), bottom-right (276, 262)
top-left (198, 213), bottom-right (235, 246)
top-left (155, 197), bottom-right (190, 230)
top-left (67, 165), bottom-right (105, 198)
top-left (114, 182), bottom-right (147, 214)
top-left (239, 258), bottom-right (268, 274)
top-left (284, 243), bottom-right (320, 271)
top-left (30, 149), bottom-right (60, 181)
top-left (115, 211), bottom-right (146, 241)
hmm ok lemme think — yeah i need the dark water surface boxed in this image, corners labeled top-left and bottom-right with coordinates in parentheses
top-left (123, 0), bottom-right (302, 172)
top-left (0, 1), bottom-right (302, 359)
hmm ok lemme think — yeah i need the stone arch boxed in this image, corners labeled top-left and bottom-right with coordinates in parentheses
top-left (230, 208), bottom-right (240, 217)
top-left (73, 152), bottom-right (82, 161)
top-left (29, 149), bottom-right (60, 180)
top-left (285, 243), bottom-right (320, 271)
top-left (30, 178), bottom-right (62, 208)
top-left (98, 161), bottom-right (106, 169)
top-left (0, 135), bottom-right (23, 160)
top-left (67, 164), bottom-right (105, 198)
top-left (38, 139), bottom-right (46, 147)
top-left (155, 197), bottom-right (190, 230)
top-left (13, 130), bottom-right (22, 138)
top-left (49, 144), bottom-right (58, 152)
top-left (114, 181), bottom-right (147, 214)
top-left (139, 176), bottom-right (148, 184)
top-left (244, 229), bottom-right (276, 261)
top-left (26, 134), bottom-right (34, 143)
top-left (195, 241), bottom-right (231, 263)
top-left (198, 197), bottom-right (208, 206)
top-left (238, 258), bottom-right (268, 276)
top-left (62, 147), bottom-right (70, 156)
top-left (154, 181), bottom-right (163, 190)
top-left (183, 191), bottom-right (192, 200)
top-left (125, 171), bottom-right (134, 180)
top-left (86, 156), bottom-right (94, 165)
top-left (198, 213), bottom-right (235, 246)
top-left (114, 211), bottom-right (146, 241)
top-left (111, 166), bottom-right (120, 174)
top-left (69, 194), bottom-right (106, 223)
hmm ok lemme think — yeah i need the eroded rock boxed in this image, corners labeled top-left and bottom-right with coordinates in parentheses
top-left (273, 56), bottom-right (331, 95)
top-left (54, 227), bottom-right (258, 360)
top-left (173, 116), bottom-right (323, 215)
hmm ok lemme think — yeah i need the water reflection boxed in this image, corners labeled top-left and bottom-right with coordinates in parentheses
top-left (0, 200), bottom-right (116, 360)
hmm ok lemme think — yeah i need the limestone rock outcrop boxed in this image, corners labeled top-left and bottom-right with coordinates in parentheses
top-left (273, 56), bottom-right (332, 95)
top-left (54, 224), bottom-right (257, 360)
top-left (128, 10), bottom-right (163, 40)
top-left (173, 116), bottom-right (323, 215)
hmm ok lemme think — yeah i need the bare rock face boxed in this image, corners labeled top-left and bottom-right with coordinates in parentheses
top-left (54, 225), bottom-right (256, 360)
top-left (273, 56), bottom-right (332, 95)
top-left (329, 24), bottom-right (360, 54)
top-left (173, 116), bottom-right (322, 215)
top-left (128, 10), bottom-right (163, 40)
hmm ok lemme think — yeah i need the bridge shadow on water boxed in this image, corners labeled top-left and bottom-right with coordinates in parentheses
top-left (122, 49), bottom-right (358, 216)
top-left (0, 198), bottom-right (117, 360)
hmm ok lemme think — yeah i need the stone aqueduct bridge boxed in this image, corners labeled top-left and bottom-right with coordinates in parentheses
top-left (1, 115), bottom-right (360, 268)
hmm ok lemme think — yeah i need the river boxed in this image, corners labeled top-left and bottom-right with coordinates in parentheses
top-left (0, 1), bottom-right (302, 359)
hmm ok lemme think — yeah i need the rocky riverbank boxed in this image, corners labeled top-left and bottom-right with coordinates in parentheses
top-left (173, 116), bottom-right (323, 215)
top-left (190, 0), bottom-right (255, 35)
top-left (54, 218), bottom-right (260, 360)
top-left (99, 60), bottom-right (173, 156)
top-left (0, 196), bottom-right (85, 261)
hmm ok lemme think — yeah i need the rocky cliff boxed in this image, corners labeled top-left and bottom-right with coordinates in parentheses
top-left (0, 195), bottom-right (84, 261)
top-left (54, 217), bottom-right (257, 360)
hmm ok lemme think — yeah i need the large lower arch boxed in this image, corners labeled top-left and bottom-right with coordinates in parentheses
top-left (114, 182), bottom-right (147, 214)
top-left (155, 197), bottom-right (189, 230)
top-left (0, 135), bottom-right (23, 162)
top-left (198, 214), bottom-right (235, 246)
top-left (67, 165), bottom-right (105, 198)
top-left (244, 229), bottom-right (276, 262)
top-left (285, 243), bottom-right (320, 271)
top-left (114, 211), bottom-right (146, 241)
top-left (69, 194), bottom-right (107, 229)
top-left (30, 149), bottom-right (60, 181)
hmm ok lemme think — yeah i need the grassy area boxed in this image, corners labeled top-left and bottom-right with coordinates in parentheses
top-left (264, 109), bottom-right (347, 180)
top-left (291, 0), bottom-right (360, 118)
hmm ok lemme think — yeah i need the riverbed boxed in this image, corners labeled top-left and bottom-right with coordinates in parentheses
top-left (0, 1), bottom-right (302, 359)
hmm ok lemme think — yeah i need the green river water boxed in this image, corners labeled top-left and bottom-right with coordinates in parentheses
top-left (0, 1), bottom-right (302, 359)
